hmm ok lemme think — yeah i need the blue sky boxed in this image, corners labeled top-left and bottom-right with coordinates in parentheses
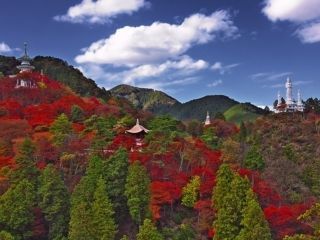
top-left (0, 0), bottom-right (319, 106)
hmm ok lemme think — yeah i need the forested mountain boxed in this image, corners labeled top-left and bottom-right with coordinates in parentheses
top-left (110, 84), bottom-right (179, 112)
top-left (0, 70), bottom-right (319, 240)
top-left (0, 55), bottom-right (111, 100)
top-left (111, 85), bottom-right (268, 122)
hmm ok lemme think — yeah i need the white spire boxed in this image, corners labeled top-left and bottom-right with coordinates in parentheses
top-left (285, 77), bottom-right (293, 105)
top-left (204, 111), bottom-right (211, 125)
top-left (277, 91), bottom-right (281, 106)
top-left (297, 89), bottom-right (302, 105)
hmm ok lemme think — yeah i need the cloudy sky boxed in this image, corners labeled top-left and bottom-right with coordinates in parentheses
top-left (1, 0), bottom-right (319, 106)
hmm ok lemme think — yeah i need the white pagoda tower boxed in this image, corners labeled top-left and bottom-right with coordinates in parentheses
top-left (204, 111), bottom-right (211, 125)
top-left (15, 43), bottom-right (37, 89)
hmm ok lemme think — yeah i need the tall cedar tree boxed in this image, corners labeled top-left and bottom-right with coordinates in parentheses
top-left (38, 164), bottom-right (70, 240)
top-left (69, 156), bottom-right (104, 239)
top-left (136, 219), bottom-right (164, 240)
top-left (50, 113), bottom-right (72, 147)
top-left (125, 161), bottom-right (151, 225)
top-left (181, 175), bottom-right (201, 208)
top-left (84, 115), bottom-right (115, 151)
top-left (91, 177), bottom-right (117, 240)
top-left (213, 164), bottom-right (251, 240)
top-left (0, 179), bottom-right (36, 239)
top-left (10, 138), bottom-right (38, 185)
top-left (244, 145), bottom-right (265, 170)
top-left (103, 148), bottom-right (129, 217)
top-left (235, 189), bottom-right (272, 240)
top-left (68, 202), bottom-right (94, 240)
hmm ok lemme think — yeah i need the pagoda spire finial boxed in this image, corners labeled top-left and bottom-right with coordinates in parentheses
top-left (136, 119), bottom-right (140, 125)
top-left (24, 42), bottom-right (28, 57)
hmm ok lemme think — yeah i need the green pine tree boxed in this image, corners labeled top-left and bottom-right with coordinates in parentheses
top-left (50, 113), bottom-right (73, 147)
top-left (38, 164), bottom-right (70, 240)
top-left (136, 219), bottom-right (164, 240)
top-left (235, 189), bottom-right (272, 240)
top-left (244, 145), bottom-right (265, 170)
top-left (10, 138), bottom-right (38, 185)
top-left (213, 165), bottom-right (251, 240)
top-left (0, 179), bottom-right (36, 239)
top-left (70, 105), bottom-right (84, 122)
top-left (125, 161), bottom-right (151, 225)
top-left (91, 177), bottom-right (117, 240)
top-left (181, 175), bottom-right (201, 208)
top-left (68, 202), bottom-right (94, 240)
top-left (103, 148), bottom-right (129, 216)
top-left (69, 156), bottom-right (105, 240)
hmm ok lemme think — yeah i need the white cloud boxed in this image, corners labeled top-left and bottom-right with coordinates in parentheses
top-left (75, 10), bottom-right (239, 66)
top-left (0, 42), bottom-right (13, 53)
top-left (54, 0), bottom-right (148, 24)
top-left (296, 22), bottom-right (320, 43)
top-left (262, 0), bottom-right (320, 43)
top-left (262, 0), bottom-right (320, 22)
top-left (79, 56), bottom-right (208, 89)
top-left (251, 72), bottom-right (292, 81)
top-left (211, 62), bottom-right (240, 74)
top-left (207, 79), bottom-right (223, 88)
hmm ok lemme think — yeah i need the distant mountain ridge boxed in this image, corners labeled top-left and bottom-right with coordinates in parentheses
top-left (110, 84), bottom-right (179, 112)
top-left (111, 84), bottom-right (267, 122)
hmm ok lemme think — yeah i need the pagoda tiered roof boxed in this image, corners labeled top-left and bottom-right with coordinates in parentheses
top-left (126, 119), bottom-right (149, 134)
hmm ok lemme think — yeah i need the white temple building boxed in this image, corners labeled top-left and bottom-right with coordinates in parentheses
top-left (15, 43), bottom-right (37, 89)
top-left (275, 77), bottom-right (304, 113)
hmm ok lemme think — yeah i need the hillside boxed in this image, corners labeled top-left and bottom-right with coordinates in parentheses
top-left (110, 84), bottom-right (179, 112)
top-left (0, 71), bottom-right (319, 239)
top-left (0, 55), bottom-right (111, 100)
top-left (160, 95), bottom-right (240, 121)
top-left (224, 103), bottom-right (267, 124)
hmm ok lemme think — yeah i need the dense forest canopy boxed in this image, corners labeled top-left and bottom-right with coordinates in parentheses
top-left (0, 71), bottom-right (319, 240)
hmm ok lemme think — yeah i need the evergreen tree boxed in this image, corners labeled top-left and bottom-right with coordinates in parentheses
top-left (213, 164), bottom-right (235, 210)
top-left (50, 113), bottom-right (73, 147)
top-left (0, 179), bottom-right (36, 239)
top-left (70, 105), bottom-right (84, 122)
top-left (91, 178), bottom-right (117, 240)
top-left (213, 165), bottom-right (251, 240)
top-left (103, 148), bottom-right (129, 216)
top-left (244, 145), bottom-right (265, 170)
top-left (38, 164), bottom-right (70, 240)
top-left (201, 127), bottom-right (220, 149)
top-left (181, 175), bottom-right (201, 208)
top-left (235, 189), bottom-right (272, 240)
top-left (10, 138), bottom-right (38, 185)
top-left (84, 115), bottom-right (115, 151)
top-left (68, 202), bottom-right (94, 240)
top-left (136, 219), bottom-right (164, 240)
top-left (125, 161), bottom-right (151, 225)
top-left (69, 156), bottom-right (104, 239)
